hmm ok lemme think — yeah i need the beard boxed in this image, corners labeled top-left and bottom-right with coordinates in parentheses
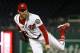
top-left (20, 14), bottom-right (27, 19)
top-left (20, 11), bottom-right (29, 19)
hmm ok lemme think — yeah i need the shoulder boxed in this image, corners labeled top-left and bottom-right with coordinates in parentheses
top-left (29, 13), bottom-right (40, 20)
top-left (29, 13), bottom-right (43, 24)
top-left (29, 13), bottom-right (42, 23)
top-left (14, 14), bottom-right (20, 21)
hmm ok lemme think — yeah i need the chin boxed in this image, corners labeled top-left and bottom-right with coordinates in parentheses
top-left (22, 15), bottom-right (26, 18)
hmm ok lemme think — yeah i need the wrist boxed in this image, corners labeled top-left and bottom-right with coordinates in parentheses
top-left (45, 42), bottom-right (49, 45)
top-left (45, 44), bottom-right (50, 49)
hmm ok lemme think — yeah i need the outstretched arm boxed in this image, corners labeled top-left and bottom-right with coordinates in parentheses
top-left (35, 15), bottom-right (50, 49)
top-left (39, 24), bottom-right (50, 49)
top-left (39, 24), bottom-right (49, 45)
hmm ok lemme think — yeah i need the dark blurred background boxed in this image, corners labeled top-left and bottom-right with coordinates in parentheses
top-left (0, 0), bottom-right (80, 38)
top-left (0, 0), bottom-right (80, 53)
top-left (0, 0), bottom-right (80, 25)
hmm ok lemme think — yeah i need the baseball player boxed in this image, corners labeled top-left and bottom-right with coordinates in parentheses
top-left (14, 2), bottom-right (70, 53)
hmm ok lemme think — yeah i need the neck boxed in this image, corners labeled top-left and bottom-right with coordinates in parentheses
top-left (20, 16), bottom-right (26, 20)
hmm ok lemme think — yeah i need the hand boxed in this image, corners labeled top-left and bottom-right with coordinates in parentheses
top-left (45, 44), bottom-right (50, 50)
top-left (19, 30), bottom-right (22, 32)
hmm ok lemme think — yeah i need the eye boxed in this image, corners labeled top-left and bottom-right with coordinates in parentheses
top-left (20, 9), bottom-right (26, 12)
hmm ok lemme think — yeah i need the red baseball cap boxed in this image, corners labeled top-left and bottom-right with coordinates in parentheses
top-left (18, 2), bottom-right (28, 12)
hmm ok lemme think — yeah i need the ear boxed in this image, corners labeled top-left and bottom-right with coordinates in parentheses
top-left (17, 10), bottom-right (19, 13)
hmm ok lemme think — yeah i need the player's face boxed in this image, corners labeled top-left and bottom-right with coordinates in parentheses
top-left (18, 9), bottom-right (28, 19)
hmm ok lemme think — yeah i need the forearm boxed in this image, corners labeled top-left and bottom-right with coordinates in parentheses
top-left (39, 24), bottom-right (49, 45)
top-left (16, 24), bottom-right (28, 41)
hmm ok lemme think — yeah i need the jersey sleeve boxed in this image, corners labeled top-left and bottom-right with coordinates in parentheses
top-left (35, 15), bottom-right (43, 27)
top-left (14, 15), bottom-right (17, 24)
top-left (34, 15), bottom-right (49, 45)
top-left (14, 14), bottom-right (21, 31)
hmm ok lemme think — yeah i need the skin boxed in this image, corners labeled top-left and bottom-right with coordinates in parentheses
top-left (18, 10), bottom-right (29, 20)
